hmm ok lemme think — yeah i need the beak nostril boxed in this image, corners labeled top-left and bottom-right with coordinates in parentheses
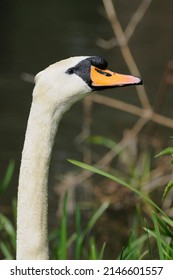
top-left (95, 68), bottom-right (112, 77)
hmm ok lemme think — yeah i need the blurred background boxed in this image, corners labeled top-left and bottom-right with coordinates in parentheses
top-left (0, 0), bottom-right (173, 259)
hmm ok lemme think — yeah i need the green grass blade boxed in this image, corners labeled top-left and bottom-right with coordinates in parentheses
top-left (0, 241), bottom-right (14, 259)
top-left (156, 216), bottom-right (173, 239)
top-left (89, 237), bottom-right (106, 260)
top-left (162, 180), bottom-right (173, 201)
top-left (0, 160), bottom-right (15, 195)
top-left (98, 242), bottom-right (106, 260)
top-left (162, 215), bottom-right (173, 228)
top-left (89, 237), bottom-right (98, 260)
top-left (120, 235), bottom-right (147, 260)
top-left (144, 225), bottom-right (173, 259)
top-left (144, 218), bottom-right (153, 260)
top-left (89, 135), bottom-right (117, 150)
top-left (155, 147), bottom-right (173, 157)
top-left (59, 193), bottom-right (68, 259)
top-left (0, 213), bottom-right (16, 248)
top-left (152, 214), bottom-right (164, 260)
top-left (12, 198), bottom-right (17, 223)
top-left (85, 201), bottom-right (109, 233)
top-left (74, 201), bottom-right (108, 259)
top-left (74, 206), bottom-right (83, 259)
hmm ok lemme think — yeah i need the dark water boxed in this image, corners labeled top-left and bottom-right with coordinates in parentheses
top-left (0, 0), bottom-right (173, 244)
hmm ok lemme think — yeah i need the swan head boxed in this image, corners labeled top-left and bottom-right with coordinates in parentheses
top-left (34, 56), bottom-right (142, 111)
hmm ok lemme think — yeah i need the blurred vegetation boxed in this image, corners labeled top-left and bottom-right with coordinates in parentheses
top-left (69, 143), bottom-right (173, 260)
top-left (1, 143), bottom-right (173, 259)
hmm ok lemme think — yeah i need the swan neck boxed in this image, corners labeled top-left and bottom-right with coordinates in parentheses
top-left (16, 97), bottom-right (62, 260)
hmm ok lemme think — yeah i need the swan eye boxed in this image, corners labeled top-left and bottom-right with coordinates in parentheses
top-left (66, 67), bottom-right (75, 75)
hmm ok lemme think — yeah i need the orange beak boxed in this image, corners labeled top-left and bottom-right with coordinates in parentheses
top-left (90, 65), bottom-right (142, 88)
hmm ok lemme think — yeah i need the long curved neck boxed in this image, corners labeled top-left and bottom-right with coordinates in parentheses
top-left (16, 86), bottom-right (65, 260)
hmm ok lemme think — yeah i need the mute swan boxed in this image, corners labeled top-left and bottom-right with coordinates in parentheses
top-left (16, 56), bottom-right (142, 259)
